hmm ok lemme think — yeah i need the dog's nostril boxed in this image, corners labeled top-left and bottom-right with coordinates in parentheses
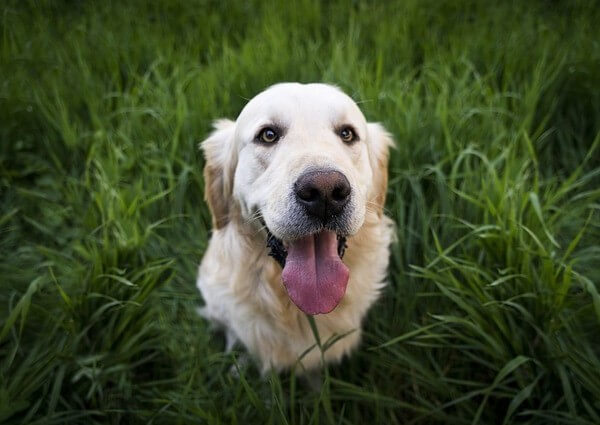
top-left (298, 187), bottom-right (319, 202)
top-left (331, 185), bottom-right (350, 202)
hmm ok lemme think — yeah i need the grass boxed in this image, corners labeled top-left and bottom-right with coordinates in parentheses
top-left (1, 0), bottom-right (599, 423)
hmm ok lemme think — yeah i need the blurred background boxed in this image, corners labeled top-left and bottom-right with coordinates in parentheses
top-left (1, 0), bottom-right (599, 423)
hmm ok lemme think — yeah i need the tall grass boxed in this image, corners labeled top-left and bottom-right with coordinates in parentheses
top-left (1, 0), bottom-right (599, 423)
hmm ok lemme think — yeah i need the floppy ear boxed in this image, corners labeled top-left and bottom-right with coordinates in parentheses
top-left (201, 119), bottom-right (237, 229)
top-left (366, 123), bottom-right (394, 217)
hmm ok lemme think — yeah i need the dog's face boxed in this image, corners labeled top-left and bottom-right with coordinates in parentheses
top-left (232, 83), bottom-right (372, 240)
top-left (202, 83), bottom-right (392, 315)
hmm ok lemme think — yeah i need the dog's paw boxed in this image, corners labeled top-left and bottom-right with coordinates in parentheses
top-left (303, 369), bottom-right (323, 391)
top-left (225, 328), bottom-right (239, 353)
top-left (228, 353), bottom-right (251, 379)
top-left (197, 306), bottom-right (224, 332)
top-left (196, 306), bottom-right (210, 319)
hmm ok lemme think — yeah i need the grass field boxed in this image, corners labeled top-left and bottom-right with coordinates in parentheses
top-left (1, 0), bottom-right (600, 423)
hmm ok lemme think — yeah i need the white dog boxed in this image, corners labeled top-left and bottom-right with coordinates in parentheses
top-left (197, 83), bottom-right (394, 373)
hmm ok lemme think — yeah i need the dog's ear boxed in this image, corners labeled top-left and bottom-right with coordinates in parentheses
top-left (201, 119), bottom-right (237, 229)
top-left (366, 123), bottom-right (394, 217)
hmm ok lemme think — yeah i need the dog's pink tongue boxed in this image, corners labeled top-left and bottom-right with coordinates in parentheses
top-left (281, 231), bottom-right (349, 315)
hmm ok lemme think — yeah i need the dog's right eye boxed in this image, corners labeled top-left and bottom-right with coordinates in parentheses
top-left (257, 127), bottom-right (279, 144)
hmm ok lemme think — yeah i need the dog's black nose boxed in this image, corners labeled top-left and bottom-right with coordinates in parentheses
top-left (294, 169), bottom-right (351, 222)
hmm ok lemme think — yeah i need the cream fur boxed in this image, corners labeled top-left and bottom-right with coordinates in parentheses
top-left (197, 83), bottom-right (395, 373)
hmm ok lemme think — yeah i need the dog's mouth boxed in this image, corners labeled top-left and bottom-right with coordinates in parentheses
top-left (266, 228), bottom-right (349, 315)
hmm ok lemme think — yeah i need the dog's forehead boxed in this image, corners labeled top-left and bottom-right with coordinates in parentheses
top-left (236, 83), bottom-right (366, 128)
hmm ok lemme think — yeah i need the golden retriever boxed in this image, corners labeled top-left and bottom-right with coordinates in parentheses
top-left (197, 83), bottom-right (394, 373)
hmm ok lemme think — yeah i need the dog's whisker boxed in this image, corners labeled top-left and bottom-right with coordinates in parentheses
top-left (365, 201), bottom-right (392, 215)
top-left (244, 211), bottom-right (264, 225)
top-left (254, 224), bottom-right (268, 234)
top-left (245, 215), bottom-right (261, 225)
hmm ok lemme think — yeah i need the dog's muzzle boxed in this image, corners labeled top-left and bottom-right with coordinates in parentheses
top-left (260, 167), bottom-right (353, 315)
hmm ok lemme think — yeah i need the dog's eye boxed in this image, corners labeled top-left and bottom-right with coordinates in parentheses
top-left (258, 127), bottom-right (279, 144)
top-left (339, 126), bottom-right (356, 143)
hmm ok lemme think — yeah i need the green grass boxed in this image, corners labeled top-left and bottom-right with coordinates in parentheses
top-left (1, 0), bottom-right (600, 423)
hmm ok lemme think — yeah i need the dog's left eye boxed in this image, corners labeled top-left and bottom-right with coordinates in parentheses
top-left (257, 127), bottom-right (279, 144)
top-left (339, 126), bottom-right (356, 143)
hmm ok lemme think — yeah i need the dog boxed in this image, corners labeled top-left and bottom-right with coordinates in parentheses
top-left (197, 83), bottom-right (394, 373)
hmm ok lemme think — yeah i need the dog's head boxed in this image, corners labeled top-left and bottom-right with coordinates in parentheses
top-left (202, 83), bottom-right (393, 315)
